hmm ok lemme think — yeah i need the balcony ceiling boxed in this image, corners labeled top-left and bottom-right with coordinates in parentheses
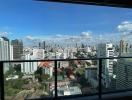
top-left (37, 0), bottom-right (132, 8)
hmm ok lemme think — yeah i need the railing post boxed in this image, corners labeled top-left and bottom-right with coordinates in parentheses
top-left (0, 62), bottom-right (4, 100)
top-left (99, 59), bottom-right (102, 99)
top-left (54, 60), bottom-right (58, 99)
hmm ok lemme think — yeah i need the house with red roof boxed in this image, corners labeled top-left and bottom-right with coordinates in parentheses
top-left (38, 61), bottom-right (53, 77)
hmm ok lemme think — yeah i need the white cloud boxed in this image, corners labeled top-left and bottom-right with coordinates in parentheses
top-left (0, 32), bottom-right (12, 36)
top-left (23, 31), bottom-right (122, 46)
top-left (80, 31), bottom-right (92, 39)
top-left (63, 31), bottom-right (92, 42)
top-left (65, 36), bottom-right (81, 42)
top-left (55, 34), bottom-right (63, 38)
top-left (25, 35), bottom-right (42, 44)
top-left (54, 31), bottom-right (92, 41)
top-left (121, 21), bottom-right (131, 24)
top-left (24, 31), bottom-right (93, 45)
top-left (25, 35), bottom-right (34, 40)
top-left (117, 21), bottom-right (132, 32)
top-left (93, 32), bottom-right (121, 45)
top-left (24, 29), bottom-right (123, 46)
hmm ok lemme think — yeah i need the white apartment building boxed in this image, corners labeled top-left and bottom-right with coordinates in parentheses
top-left (0, 37), bottom-right (13, 72)
top-left (97, 43), bottom-right (115, 88)
top-left (9, 44), bottom-right (13, 60)
top-left (21, 53), bottom-right (39, 74)
top-left (0, 37), bottom-right (10, 60)
top-left (21, 48), bottom-right (45, 74)
top-left (32, 49), bottom-right (45, 59)
top-left (64, 48), bottom-right (77, 58)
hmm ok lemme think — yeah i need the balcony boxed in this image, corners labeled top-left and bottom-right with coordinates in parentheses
top-left (0, 0), bottom-right (132, 99)
top-left (1, 56), bottom-right (132, 100)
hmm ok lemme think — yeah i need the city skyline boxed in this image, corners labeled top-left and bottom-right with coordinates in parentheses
top-left (0, 0), bottom-right (132, 45)
top-left (1, 1), bottom-right (132, 99)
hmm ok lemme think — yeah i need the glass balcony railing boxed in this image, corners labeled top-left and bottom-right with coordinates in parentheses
top-left (1, 56), bottom-right (132, 100)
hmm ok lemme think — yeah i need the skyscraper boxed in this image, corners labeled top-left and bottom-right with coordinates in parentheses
top-left (97, 43), bottom-right (115, 88)
top-left (11, 39), bottom-right (23, 60)
top-left (0, 37), bottom-right (13, 72)
top-left (0, 37), bottom-right (13, 60)
top-left (39, 41), bottom-right (46, 49)
top-left (119, 39), bottom-right (129, 55)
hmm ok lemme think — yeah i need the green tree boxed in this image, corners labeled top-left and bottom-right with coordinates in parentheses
top-left (5, 66), bottom-right (15, 77)
top-left (34, 67), bottom-right (43, 82)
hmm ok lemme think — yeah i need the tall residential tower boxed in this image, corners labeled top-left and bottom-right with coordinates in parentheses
top-left (11, 39), bottom-right (23, 60)
top-left (97, 43), bottom-right (115, 88)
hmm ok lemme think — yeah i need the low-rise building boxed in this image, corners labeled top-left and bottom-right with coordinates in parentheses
top-left (53, 86), bottom-right (82, 96)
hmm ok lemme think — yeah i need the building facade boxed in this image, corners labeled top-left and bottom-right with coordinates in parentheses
top-left (11, 39), bottom-right (23, 60)
top-left (116, 53), bottom-right (132, 90)
top-left (0, 37), bottom-right (10, 60)
top-left (21, 53), bottom-right (38, 74)
top-left (97, 43), bottom-right (115, 88)
top-left (0, 37), bottom-right (13, 72)
top-left (119, 39), bottom-right (129, 55)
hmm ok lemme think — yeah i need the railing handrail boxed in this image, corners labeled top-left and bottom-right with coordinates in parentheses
top-left (0, 56), bottom-right (132, 62)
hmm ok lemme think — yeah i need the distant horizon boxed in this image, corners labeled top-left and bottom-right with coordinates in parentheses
top-left (0, 0), bottom-right (132, 46)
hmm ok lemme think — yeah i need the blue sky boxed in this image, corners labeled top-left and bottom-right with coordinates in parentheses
top-left (0, 0), bottom-right (132, 45)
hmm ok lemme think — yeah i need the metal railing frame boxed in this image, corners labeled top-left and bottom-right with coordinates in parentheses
top-left (1, 56), bottom-right (132, 100)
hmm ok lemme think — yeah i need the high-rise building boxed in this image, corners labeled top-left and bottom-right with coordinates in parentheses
top-left (119, 40), bottom-right (129, 55)
top-left (9, 44), bottom-right (13, 60)
top-left (11, 39), bottom-right (23, 60)
top-left (116, 53), bottom-right (132, 90)
top-left (0, 37), bottom-right (13, 72)
top-left (97, 43), bottom-right (115, 88)
top-left (0, 37), bottom-right (13, 60)
top-left (0, 37), bottom-right (9, 60)
top-left (39, 41), bottom-right (46, 49)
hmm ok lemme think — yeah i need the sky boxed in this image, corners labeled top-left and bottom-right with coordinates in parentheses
top-left (0, 0), bottom-right (132, 46)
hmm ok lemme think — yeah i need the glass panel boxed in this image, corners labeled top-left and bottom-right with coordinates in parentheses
top-left (102, 58), bottom-right (132, 92)
top-left (57, 60), bottom-right (98, 96)
top-left (4, 61), bottom-right (54, 100)
top-left (101, 58), bottom-right (116, 92)
top-left (0, 0), bottom-right (132, 99)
